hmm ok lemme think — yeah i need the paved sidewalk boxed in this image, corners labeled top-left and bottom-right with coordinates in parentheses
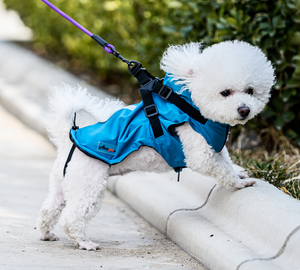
top-left (0, 104), bottom-right (205, 269)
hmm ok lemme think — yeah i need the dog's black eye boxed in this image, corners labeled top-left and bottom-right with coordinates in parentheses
top-left (221, 90), bottom-right (231, 97)
top-left (246, 88), bottom-right (254, 95)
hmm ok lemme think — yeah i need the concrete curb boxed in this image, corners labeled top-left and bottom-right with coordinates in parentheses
top-left (1, 41), bottom-right (300, 270)
top-left (108, 170), bottom-right (300, 270)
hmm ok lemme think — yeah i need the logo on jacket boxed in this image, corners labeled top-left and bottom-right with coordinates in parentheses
top-left (97, 142), bottom-right (116, 155)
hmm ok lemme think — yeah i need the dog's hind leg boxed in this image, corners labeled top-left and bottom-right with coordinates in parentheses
top-left (38, 158), bottom-right (65, 241)
top-left (59, 150), bottom-right (109, 251)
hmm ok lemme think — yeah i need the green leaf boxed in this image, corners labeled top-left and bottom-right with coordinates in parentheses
top-left (216, 21), bottom-right (227, 30)
top-left (226, 17), bottom-right (238, 28)
top-left (262, 37), bottom-right (274, 49)
top-left (286, 76), bottom-right (300, 88)
top-left (162, 26), bottom-right (177, 34)
top-left (286, 129), bottom-right (298, 139)
top-left (272, 16), bottom-right (286, 29)
top-left (281, 111), bottom-right (295, 122)
top-left (275, 117), bottom-right (284, 130)
top-left (259, 22), bottom-right (272, 30)
top-left (274, 98), bottom-right (283, 112)
top-left (262, 106), bottom-right (276, 117)
top-left (274, 78), bottom-right (283, 90)
top-left (180, 25), bottom-right (193, 38)
top-left (282, 89), bottom-right (297, 101)
top-left (167, 1), bottom-right (183, 9)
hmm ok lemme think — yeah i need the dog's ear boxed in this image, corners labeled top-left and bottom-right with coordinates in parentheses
top-left (160, 42), bottom-right (202, 79)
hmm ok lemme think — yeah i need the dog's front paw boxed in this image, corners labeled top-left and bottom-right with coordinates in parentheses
top-left (234, 179), bottom-right (256, 189)
top-left (78, 240), bottom-right (101, 251)
top-left (40, 231), bottom-right (59, 241)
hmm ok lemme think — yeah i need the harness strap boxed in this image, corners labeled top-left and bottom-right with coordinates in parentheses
top-left (63, 113), bottom-right (79, 177)
top-left (174, 167), bottom-right (182, 182)
top-left (140, 89), bottom-right (164, 138)
top-left (152, 80), bottom-right (207, 125)
top-left (63, 144), bottom-right (76, 177)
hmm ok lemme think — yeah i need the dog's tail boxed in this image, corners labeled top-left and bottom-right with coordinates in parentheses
top-left (47, 84), bottom-right (124, 148)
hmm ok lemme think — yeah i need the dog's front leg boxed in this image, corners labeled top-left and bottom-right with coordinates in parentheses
top-left (177, 123), bottom-right (255, 189)
top-left (220, 147), bottom-right (248, 179)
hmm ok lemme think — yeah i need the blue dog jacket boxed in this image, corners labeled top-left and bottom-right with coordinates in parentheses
top-left (70, 74), bottom-right (230, 169)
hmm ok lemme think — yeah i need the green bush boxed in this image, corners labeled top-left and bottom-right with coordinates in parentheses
top-left (4, 0), bottom-right (300, 146)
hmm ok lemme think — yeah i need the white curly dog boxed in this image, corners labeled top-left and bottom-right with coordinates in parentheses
top-left (38, 40), bottom-right (275, 250)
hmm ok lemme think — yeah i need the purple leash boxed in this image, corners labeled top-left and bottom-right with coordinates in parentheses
top-left (41, 0), bottom-right (131, 65)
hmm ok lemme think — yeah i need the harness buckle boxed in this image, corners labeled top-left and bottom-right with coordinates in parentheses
top-left (144, 104), bottom-right (158, 118)
top-left (158, 85), bottom-right (173, 100)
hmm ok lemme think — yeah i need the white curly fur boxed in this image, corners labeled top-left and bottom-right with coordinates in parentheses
top-left (38, 40), bottom-right (275, 250)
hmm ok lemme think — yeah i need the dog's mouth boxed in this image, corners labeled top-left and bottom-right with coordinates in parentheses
top-left (234, 114), bottom-right (250, 125)
top-left (239, 115), bottom-right (248, 121)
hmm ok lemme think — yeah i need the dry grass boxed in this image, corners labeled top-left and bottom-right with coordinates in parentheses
top-left (230, 129), bottom-right (300, 200)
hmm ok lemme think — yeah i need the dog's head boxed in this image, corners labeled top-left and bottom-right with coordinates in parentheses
top-left (160, 40), bottom-right (275, 126)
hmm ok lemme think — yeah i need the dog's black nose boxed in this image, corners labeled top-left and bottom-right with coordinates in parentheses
top-left (238, 106), bottom-right (250, 119)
